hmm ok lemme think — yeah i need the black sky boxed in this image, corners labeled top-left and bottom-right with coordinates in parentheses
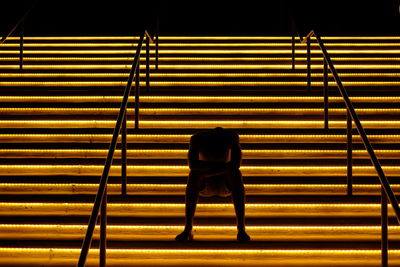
top-left (1, 0), bottom-right (399, 36)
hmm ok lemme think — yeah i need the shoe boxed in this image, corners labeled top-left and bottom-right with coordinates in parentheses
top-left (175, 231), bottom-right (194, 242)
top-left (237, 231), bottom-right (251, 242)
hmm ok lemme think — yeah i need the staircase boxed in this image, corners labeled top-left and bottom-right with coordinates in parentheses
top-left (0, 36), bottom-right (400, 266)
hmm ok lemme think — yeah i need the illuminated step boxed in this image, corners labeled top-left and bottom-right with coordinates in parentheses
top-left (0, 72), bottom-right (399, 78)
top-left (0, 108), bottom-right (399, 116)
top-left (0, 149), bottom-right (399, 159)
top-left (0, 134), bottom-right (398, 143)
top-left (1, 224), bottom-right (400, 241)
top-left (0, 202), bottom-right (398, 217)
top-left (0, 120), bottom-right (399, 129)
top-left (0, 247), bottom-right (398, 267)
top-left (0, 81), bottom-right (398, 87)
top-left (0, 183), bottom-right (399, 195)
top-left (1, 49), bottom-right (400, 54)
top-left (3, 42), bottom-right (400, 47)
top-left (4, 36), bottom-right (400, 40)
top-left (1, 57), bottom-right (400, 62)
top-left (0, 165), bottom-right (398, 176)
top-left (1, 64), bottom-right (400, 70)
top-left (0, 96), bottom-right (398, 103)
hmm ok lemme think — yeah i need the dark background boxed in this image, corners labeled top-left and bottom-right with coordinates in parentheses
top-left (1, 0), bottom-right (399, 36)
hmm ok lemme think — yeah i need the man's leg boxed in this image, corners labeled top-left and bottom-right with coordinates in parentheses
top-left (176, 171), bottom-right (205, 241)
top-left (226, 169), bottom-right (251, 242)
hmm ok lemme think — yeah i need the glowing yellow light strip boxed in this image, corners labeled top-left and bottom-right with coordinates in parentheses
top-left (4, 64), bottom-right (400, 69)
top-left (0, 134), bottom-right (398, 143)
top-left (1, 108), bottom-right (399, 115)
top-left (0, 149), bottom-right (398, 159)
top-left (0, 183), bottom-right (399, 195)
top-left (3, 36), bottom-right (400, 40)
top-left (0, 202), bottom-right (398, 219)
top-left (3, 42), bottom-right (400, 47)
top-left (0, 120), bottom-right (399, 129)
top-left (1, 56), bottom-right (399, 62)
top-left (0, 224), bottom-right (399, 242)
top-left (0, 165), bottom-right (398, 176)
top-left (0, 81), bottom-right (399, 87)
top-left (1, 49), bottom-right (400, 54)
top-left (0, 96), bottom-right (398, 103)
top-left (0, 247), bottom-right (398, 266)
top-left (0, 72), bottom-right (399, 78)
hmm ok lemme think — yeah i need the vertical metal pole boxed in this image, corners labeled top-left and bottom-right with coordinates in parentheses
top-left (323, 59), bottom-right (329, 130)
top-left (156, 18), bottom-right (159, 70)
top-left (19, 21), bottom-right (24, 70)
top-left (146, 36), bottom-right (150, 93)
top-left (291, 35), bottom-right (295, 70)
top-left (347, 110), bottom-right (353, 196)
top-left (121, 113), bottom-right (127, 196)
top-left (382, 186), bottom-right (389, 267)
top-left (100, 185), bottom-right (107, 267)
top-left (134, 59), bottom-right (140, 129)
top-left (307, 37), bottom-right (311, 92)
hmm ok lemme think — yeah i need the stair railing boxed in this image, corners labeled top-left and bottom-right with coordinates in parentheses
top-left (292, 29), bottom-right (400, 267)
top-left (76, 29), bottom-right (158, 267)
top-left (0, 4), bottom-right (34, 70)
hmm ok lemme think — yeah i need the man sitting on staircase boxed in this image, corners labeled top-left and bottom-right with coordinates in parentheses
top-left (175, 127), bottom-right (251, 242)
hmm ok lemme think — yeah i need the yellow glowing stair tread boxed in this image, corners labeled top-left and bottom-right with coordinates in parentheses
top-left (0, 149), bottom-right (399, 159)
top-left (0, 81), bottom-right (399, 87)
top-left (0, 202), bottom-right (398, 218)
top-left (0, 95), bottom-right (398, 103)
top-left (0, 224), bottom-right (399, 241)
top-left (0, 183), bottom-right (399, 195)
top-left (2, 63), bottom-right (400, 69)
top-left (0, 247), bottom-right (399, 266)
top-left (2, 49), bottom-right (400, 54)
top-left (0, 134), bottom-right (398, 143)
top-left (1, 72), bottom-right (400, 79)
top-left (3, 42), bottom-right (400, 47)
top-left (0, 107), bottom-right (399, 115)
top-left (1, 56), bottom-right (400, 62)
top-left (0, 120), bottom-right (399, 129)
top-left (3, 36), bottom-right (400, 40)
top-left (0, 165), bottom-right (398, 176)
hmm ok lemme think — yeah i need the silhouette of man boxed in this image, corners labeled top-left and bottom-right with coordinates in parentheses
top-left (176, 127), bottom-right (251, 242)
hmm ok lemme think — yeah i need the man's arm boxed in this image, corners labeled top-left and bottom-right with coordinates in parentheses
top-left (188, 135), bottom-right (218, 172)
top-left (228, 132), bottom-right (242, 170)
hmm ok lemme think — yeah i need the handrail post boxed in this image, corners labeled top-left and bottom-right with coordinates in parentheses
top-left (291, 34), bottom-right (295, 70)
top-left (306, 37), bottom-right (311, 92)
top-left (19, 20), bottom-right (24, 70)
top-left (135, 57), bottom-right (140, 129)
top-left (146, 36), bottom-right (150, 93)
top-left (323, 59), bottom-right (328, 130)
top-left (382, 186), bottom-right (389, 267)
top-left (346, 110), bottom-right (353, 196)
top-left (156, 18), bottom-right (159, 70)
top-left (121, 113), bottom-right (127, 196)
top-left (100, 185), bottom-right (107, 267)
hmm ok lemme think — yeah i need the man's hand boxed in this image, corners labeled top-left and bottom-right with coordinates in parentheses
top-left (197, 162), bottom-right (233, 178)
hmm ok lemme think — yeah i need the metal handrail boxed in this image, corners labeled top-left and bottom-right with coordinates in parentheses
top-left (0, 4), bottom-right (34, 70)
top-left (77, 29), bottom-right (157, 267)
top-left (0, 5), bottom-right (33, 44)
top-left (293, 28), bottom-right (400, 267)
